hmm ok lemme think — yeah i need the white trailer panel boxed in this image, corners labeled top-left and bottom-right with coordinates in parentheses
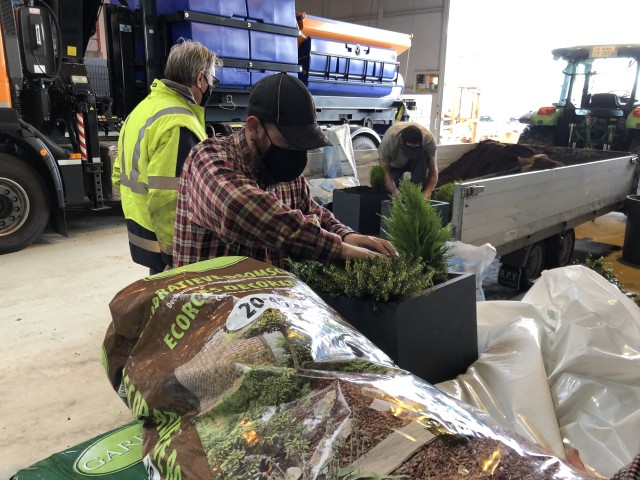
top-left (449, 146), bottom-right (639, 257)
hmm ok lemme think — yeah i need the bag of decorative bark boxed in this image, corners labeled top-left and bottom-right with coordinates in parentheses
top-left (102, 256), bottom-right (592, 479)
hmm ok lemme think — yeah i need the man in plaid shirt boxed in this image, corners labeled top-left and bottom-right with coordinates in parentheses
top-left (173, 73), bottom-right (395, 268)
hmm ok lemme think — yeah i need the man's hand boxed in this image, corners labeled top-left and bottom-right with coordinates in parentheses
top-left (340, 233), bottom-right (397, 260)
top-left (422, 188), bottom-right (433, 200)
top-left (381, 162), bottom-right (398, 196)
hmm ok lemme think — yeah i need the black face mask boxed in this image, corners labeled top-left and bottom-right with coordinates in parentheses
top-left (260, 123), bottom-right (308, 183)
top-left (200, 84), bottom-right (213, 107)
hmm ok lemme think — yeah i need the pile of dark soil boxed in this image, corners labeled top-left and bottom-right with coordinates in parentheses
top-left (437, 140), bottom-right (565, 186)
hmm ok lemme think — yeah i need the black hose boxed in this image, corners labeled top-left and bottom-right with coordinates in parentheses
top-left (19, 118), bottom-right (69, 159)
top-left (34, 0), bottom-right (62, 80)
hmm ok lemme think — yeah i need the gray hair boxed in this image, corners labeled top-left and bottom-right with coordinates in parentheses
top-left (164, 39), bottom-right (223, 87)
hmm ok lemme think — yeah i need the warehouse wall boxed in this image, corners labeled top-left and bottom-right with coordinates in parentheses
top-left (295, 0), bottom-right (448, 138)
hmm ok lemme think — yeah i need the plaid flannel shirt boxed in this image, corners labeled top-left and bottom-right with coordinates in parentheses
top-left (173, 129), bottom-right (353, 268)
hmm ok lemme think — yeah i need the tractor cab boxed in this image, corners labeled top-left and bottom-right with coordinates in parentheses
top-left (519, 44), bottom-right (640, 154)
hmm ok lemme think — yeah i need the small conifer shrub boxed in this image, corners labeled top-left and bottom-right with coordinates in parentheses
top-left (433, 181), bottom-right (456, 204)
top-left (383, 180), bottom-right (451, 281)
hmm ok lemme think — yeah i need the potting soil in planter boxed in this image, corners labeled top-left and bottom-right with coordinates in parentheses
top-left (94, 256), bottom-right (591, 479)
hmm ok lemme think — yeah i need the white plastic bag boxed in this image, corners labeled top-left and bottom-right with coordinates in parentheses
top-left (447, 241), bottom-right (497, 301)
top-left (321, 124), bottom-right (357, 179)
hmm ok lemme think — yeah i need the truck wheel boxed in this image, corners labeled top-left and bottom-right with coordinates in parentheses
top-left (545, 229), bottom-right (576, 268)
top-left (519, 241), bottom-right (546, 290)
top-left (0, 154), bottom-right (50, 254)
top-left (351, 135), bottom-right (378, 151)
top-left (517, 125), bottom-right (556, 146)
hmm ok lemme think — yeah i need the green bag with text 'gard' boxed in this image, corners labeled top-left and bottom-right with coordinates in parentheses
top-left (10, 421), bottom-right (147, 480)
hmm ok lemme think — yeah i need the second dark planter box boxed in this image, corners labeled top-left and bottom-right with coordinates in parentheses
top-left (318, 272), bottom-right (478, 384)
top-left (332, 187), bottom-right (390, 235)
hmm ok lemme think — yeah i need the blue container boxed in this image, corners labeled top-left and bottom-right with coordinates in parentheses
top-left (299, 37), bottom-right (397, 97)
top-left (218, 67), bottom-right (251, 88)
top-left (156, 0), bottom-right (247, 17)
top-left (246, 0), bottom-right (297, 28)
top-left (167, 22), bottom-right (249, 60)
top-left (250, 31), bottom-right (298, 64)
top-left (301, 37), bottom-right (397, 81)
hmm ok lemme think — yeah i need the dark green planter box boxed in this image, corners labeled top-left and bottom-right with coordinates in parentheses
top-left (380, 199), bottom-right (451, 239)
top-left (318, 272), bottom-right (478, 384)
top-left (332, 187), bottom-right (390, 235)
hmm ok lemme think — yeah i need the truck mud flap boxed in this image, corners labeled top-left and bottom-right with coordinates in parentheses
top-left (498, 263), bottom-right (522, 289)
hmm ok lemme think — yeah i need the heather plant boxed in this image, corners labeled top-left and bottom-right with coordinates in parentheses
top-left (287, 256), bottom-right (434, 303)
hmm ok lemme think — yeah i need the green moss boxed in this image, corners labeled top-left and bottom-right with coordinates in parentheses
top-left (196, 413), bottom-right (262, 477)
top-left (238, 309), bottom-right (313, 369)
top-left (369, 164), bottom-right (387, 193)
top-left (196, 406), bottom-right (311, 478)
top-left (383, 180), bottom-right (451, 281)
top-left (288, 256), bottom-right (434, 302)
top-left (306, 360), bottom-right (393, 375)
top-left (215, 368), bottom-right (311, 416)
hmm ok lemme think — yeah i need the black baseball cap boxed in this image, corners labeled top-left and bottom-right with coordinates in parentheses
top-left (400, 125), bottom-right (424, 158)
top-left (247, 73), bottom-right (332, 150)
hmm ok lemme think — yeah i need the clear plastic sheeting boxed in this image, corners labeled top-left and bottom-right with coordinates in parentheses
top-left (437, 265), bottom-right (640, 478)
top-left (103, 257), bottom-right (591, 479)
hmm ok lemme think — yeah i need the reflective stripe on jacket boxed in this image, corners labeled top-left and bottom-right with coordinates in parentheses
top-left (113, 79), bottom-right (206, 269)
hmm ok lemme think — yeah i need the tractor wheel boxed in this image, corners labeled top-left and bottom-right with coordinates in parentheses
top-left (351, 135), bottom-right (378, 151)
top-left (519, 241), bottom-right (547, 290)
top-left (0, 154), bottom-right (50, 254)
top-left (517, 125), bottom-right (557, 146)
top-left (545, 229), bottom-right (576, 268)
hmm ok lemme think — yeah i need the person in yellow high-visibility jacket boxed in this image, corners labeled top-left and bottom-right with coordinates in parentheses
top-left (113, 40), bottom-right (221, 274)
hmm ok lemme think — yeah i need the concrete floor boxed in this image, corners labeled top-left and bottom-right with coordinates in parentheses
top-left (0, 207), bottom-right (147, 478)
top-left (0, 208), bottom-right (638, 477)
top-left (574, 211), bottom-right (640, 296)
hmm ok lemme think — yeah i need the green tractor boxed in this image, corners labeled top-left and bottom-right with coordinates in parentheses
top-left (518, 44), bottom-right (640, 154)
